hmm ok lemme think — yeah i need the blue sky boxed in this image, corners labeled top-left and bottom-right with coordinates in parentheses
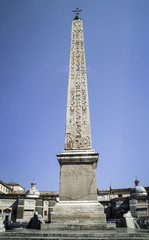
top-left (0, 0), bottom-right (149, 191)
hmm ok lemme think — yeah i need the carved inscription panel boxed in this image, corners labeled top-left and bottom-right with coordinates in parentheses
top-left (60, 164), bottom-right (97, 201)
top-left (65, 19), bottom-right (91, 150)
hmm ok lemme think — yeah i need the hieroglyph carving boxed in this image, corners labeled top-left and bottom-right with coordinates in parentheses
top-left (65, 19), bottom-right (91, 150)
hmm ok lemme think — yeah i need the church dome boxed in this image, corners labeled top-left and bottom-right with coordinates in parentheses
top-left (26, 181), bottom-right (40, 198)
top-left (131, 179), bottom-right (147, 197)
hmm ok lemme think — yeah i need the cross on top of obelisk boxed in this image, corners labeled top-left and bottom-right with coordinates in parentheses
top-left (72, 8), bottom-right (82, 20)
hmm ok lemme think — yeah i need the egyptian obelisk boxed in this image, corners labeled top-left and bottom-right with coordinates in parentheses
top-left (42, 9), bottom-right (106, 230)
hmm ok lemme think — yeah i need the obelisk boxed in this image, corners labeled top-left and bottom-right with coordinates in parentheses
top-left (43, 9), bottom-right (106, 230)
top-left (65, 9), bottom-right (91, 152)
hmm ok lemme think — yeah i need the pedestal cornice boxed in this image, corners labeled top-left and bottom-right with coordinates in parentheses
top-left (57, 150), bottom-right (99, 165)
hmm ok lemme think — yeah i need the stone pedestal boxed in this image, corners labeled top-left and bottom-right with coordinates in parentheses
top-left (41, 151), bottom-right (107, 230)
top-left (57, 150), bottom-right (99, 201)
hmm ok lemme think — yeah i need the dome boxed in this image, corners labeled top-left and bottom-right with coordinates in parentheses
top-left (130, 179), bottom-right (147, 197)
top-left (26, 181), bottom-right (40, 198)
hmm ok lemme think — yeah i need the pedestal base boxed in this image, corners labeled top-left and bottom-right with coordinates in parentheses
top-left (42, 150), bottom-right (108, 230)
top-left (41, 201), bottom-right (106, 230)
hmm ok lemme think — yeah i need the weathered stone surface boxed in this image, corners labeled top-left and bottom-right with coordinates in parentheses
top-left (65, 18), bottom-right (91, 150)
top-left (1, 228), bottom-right (149, 239)
top-left (60, 164), bottom-right (97, 201)
top-left (43, 201), bottom-right (106, 230)
top-left (57, 151), bottom-right (99, 201)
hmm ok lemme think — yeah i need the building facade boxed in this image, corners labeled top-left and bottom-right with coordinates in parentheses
top-left (0, 181), bottom-right (58, 225)
top-left (98, 180), bottom-right (149, 221)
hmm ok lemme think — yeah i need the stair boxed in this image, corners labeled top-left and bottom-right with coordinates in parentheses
top-left (0, 229), bottom-right (149, 240)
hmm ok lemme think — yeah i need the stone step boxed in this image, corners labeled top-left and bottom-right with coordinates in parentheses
top-left (0, 231), bottom-right (149, 240)
top-left (0, 237), bottom-right (149, 240)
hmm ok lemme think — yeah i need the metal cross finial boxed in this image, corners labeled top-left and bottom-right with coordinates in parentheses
top-left (72, 8), bottom-right (82, 19)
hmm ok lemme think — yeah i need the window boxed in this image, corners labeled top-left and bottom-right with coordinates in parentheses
top-left (138, 208), bottom-right (147, 215)
top-left (44, 211), bottom-right (47, 216)
top-left (24, 211), bottom-right (34, 216)
top-left (44, 201), bottom-right (48, 206)
top-left (137, 199), bottom-right (146, 203)
top-left (25, 200), bottom-right (35, 207)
